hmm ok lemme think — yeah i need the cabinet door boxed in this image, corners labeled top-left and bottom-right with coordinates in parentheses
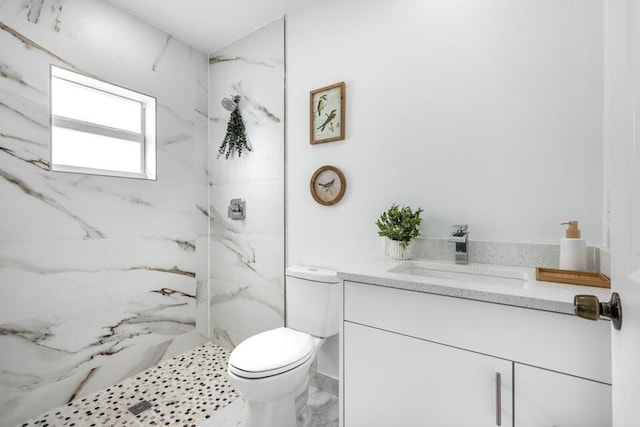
top-left (344, 322), bottom-right (513, 427)
top-left (514, 364), bottom-right (611, 427)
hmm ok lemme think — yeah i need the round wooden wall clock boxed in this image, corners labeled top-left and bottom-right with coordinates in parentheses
top-left (310, 165), bottom-right (346, 206)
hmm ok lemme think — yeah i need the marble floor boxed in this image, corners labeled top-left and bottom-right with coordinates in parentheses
top-left (20, 342), bottom-right (338, 427)
top-left (198, 386), bottom-right (339, 427)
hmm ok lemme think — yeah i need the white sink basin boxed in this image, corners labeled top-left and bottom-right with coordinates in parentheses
top-left (388, 261), bottom-right (529, 288)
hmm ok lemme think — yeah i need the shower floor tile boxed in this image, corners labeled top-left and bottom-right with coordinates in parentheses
top-left (20, 343), bottom-right (339, 427)
top-left (20, 343), bottom-right (239, 427)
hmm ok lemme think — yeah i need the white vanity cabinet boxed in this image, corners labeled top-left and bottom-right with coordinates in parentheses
top-left (342, 280), bottom-right (612, 427)
top-left (514, 364), bottom-right (611, 427)
top-left (345, 321), bottom-right (512, 426)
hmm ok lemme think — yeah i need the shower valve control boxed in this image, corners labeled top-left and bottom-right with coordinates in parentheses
top-left (228, 198), bottom-right (246, 220)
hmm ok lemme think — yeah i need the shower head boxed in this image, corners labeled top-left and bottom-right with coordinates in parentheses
top-left (222, 95), bottom-right (240, 112)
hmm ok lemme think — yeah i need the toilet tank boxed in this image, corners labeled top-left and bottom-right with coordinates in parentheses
top-left (285, 266), bottom-right (340, 338)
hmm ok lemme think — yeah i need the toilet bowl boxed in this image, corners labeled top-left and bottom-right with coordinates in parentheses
top-left (228, 328), bottom-right (323, 427)
top-left (226, 266), bottom-right (339, 427)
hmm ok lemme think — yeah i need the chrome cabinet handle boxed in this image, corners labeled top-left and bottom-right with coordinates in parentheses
top-left (495, 372), bottom-right (501, 426)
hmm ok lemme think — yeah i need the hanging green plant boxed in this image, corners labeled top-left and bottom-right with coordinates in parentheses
top-left (218, 97), bottom-right (251, 159)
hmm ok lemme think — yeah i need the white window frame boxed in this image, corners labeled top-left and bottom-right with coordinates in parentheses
top-left (50, 65), bottom-right (157, 180)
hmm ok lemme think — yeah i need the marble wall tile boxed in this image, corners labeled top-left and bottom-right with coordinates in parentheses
top-left (208, 18), bottom-right (285, 349)
top-left (0, 172), bottom-right (205, 244)
top-left (0, 331), bottom-right (206, 426)
top-left (209, 18), bottom-right (285, 187)
top-left (209, 232), bottom-right (285, 348)
top-left (0, 235), bottom-right (196, 324)
top-left (0, 4), bottom-right (209, 242)
top-left (210, 180), bottom-right (284, 236)
top-left (0, 0), bottom-right (209, 424)
top-left (0, 236), bottom-right (197, 408)
top-left (196, 235), bottom-right (211, 340)
top-left (209, 233), bottom-right (284, 290)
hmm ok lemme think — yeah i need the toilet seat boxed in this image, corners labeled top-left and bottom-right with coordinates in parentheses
top-left (228, 327), bottom-right (315, 379)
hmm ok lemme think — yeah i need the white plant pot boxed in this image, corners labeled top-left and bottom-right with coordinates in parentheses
top-left (388, 239), bottom-right (413, 260)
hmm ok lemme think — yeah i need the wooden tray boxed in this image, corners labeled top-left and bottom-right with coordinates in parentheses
top-left (536, 268), bottom-right (611, 289)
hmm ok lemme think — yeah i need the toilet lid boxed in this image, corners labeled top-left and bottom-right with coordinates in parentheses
top-left (229, 327), bottom-right (315, 379)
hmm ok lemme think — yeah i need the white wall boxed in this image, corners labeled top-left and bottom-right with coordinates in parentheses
top-left (286, 0), bottom-right (603, 380)
top-left (286, 0), bottom-right (604, 274)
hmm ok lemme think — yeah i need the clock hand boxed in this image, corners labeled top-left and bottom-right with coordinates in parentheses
top-left (318, 178), bottom-right (335, 196)
top-left (317, 178), bottom-right (335, 189)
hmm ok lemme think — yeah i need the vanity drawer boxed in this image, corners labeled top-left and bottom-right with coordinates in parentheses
top-left (344, 280), bottom-right (611, 383)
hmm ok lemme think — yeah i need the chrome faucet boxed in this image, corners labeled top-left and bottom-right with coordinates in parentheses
top-left (449, 225), bottom-right (469, 264)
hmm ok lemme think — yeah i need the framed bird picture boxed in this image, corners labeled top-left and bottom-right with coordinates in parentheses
top-left (310, 82), bottom-right (345, 144)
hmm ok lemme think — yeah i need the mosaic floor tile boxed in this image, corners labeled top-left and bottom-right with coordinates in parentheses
top-left (21, 342), bottom-right (338, 427)
top-left (21, 343), bottom-right (239, 427)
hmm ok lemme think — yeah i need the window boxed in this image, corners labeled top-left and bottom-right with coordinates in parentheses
top-left (50, 66), bottom-right (156, 179)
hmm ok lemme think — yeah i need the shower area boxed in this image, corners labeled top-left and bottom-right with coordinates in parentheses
top-left (206, 18), bottom-right (286, 353)
top-left (0, 1), bottom-right (296, 424)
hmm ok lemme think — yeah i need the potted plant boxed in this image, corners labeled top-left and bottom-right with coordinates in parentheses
top-left (375, 203), bottom-right (424, 260)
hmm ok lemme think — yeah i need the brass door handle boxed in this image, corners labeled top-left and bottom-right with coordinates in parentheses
top-left (574, 292), bottom-right (622, 330)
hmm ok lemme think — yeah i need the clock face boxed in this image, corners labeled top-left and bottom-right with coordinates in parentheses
top-left (310, 166), bottom-right (346, 205)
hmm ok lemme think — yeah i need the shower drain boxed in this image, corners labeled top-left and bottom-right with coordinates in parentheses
top-left (128, 400), bottom-right (152, 415)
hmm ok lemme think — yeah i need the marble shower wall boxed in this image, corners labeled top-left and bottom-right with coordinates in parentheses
top-left (208, 18), bottom-right (285, 349)
top-left (0, 0), bottom-right (208, 424)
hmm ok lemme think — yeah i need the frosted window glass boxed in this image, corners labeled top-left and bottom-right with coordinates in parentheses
top-left (50, 66), bottom-right (155, 179)
top-left (51, 77), bottom-right (142, 133)
top-left (51, 127), bottom-right (142, 174)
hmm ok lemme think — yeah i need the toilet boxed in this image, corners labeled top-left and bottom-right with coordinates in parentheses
top-left (227, 266), bottom-right (340, 427)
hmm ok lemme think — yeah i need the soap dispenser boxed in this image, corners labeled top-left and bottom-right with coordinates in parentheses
top-left (559, 221), bottom-right (587, 271)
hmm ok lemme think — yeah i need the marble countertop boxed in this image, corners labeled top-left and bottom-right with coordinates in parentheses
top-left (338, 257), bottom-right (612, 315)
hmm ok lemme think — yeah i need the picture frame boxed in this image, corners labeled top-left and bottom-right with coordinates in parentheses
top-left (310, 82), bottom-right (345, 144)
